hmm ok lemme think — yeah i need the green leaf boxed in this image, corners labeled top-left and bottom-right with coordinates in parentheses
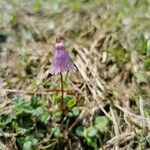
top-left (0, 115), bottom-right (16, 127)
top-left (94, 116), bottom-right (108, 131)
top-left (66, 98), bottom-right (76, 109)
top-left (52, 127), bottom-right (60, 137)
top-left (68, 112), bottom-right (73, 117)
top-left (31, 96), bottom-right (42, 108)
top-left (23, 138), bottom-right (38, 150)
top-left (12, 95), bottom-right (33, 116)
top-left (75, 126), bottom-right (84, 137)
top-left (23, 141), bottom-right (32, 150)
top-left (13, 106), bottom-right (33, 116)
top-left (52, 109), bottom-right (62, 118)
top-left (53, 95), bottom-right (62, 103)
top-left (134, 72), bottom-right (147, 84)
top-left (32, 107), bottom-right (50, 124)
top-left (87, 127), bottom-right (98, 138)
top-left (68, 107), bottom-right (80, 117)
top-left (143, 58), bottom-right (150, 70)
top-left (72, 107), bottom-right (80, 116)
top-left (41, 115), bottom-right (50, 124)
top-left (16, 127), bottom-right (27, 135)
top-left (30, 138), bottom-right (38, 145)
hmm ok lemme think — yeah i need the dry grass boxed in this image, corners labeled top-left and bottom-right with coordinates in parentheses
top-left (0, 0), bottom-right (150, 149)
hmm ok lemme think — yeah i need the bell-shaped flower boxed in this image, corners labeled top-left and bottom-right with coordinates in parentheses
top-left (50, 40), bottom-right (75, 75)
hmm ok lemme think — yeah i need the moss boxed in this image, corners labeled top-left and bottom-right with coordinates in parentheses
top-left (108, 47), bottom-right (130, 66)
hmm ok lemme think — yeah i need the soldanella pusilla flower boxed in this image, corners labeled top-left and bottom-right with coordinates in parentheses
top-left (49, 34), bottom-right (75, 113)
top-left (50, 35), bottom-right (75, 75)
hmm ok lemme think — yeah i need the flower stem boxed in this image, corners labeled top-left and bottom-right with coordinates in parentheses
top-left (60, 73), bottom-right (64, 111)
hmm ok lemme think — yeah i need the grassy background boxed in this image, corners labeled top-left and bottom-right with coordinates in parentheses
top-left (0, 0), bottom-right (150, 149)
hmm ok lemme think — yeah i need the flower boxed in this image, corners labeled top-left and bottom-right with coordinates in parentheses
top-left (49, 39), bottom-right (75, 75)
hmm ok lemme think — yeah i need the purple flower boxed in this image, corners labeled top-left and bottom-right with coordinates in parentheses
top-left (49, 40), bottom-right (75, 75)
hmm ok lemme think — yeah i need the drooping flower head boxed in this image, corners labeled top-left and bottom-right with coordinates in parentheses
top-left (49, 35), bottom-right (75, 75)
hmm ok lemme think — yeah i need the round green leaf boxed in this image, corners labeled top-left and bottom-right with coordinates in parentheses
top-left (68, 112), bottom-right (74, 117)
top-left (52, 127), bottom-right (61, 137)
top-left (72, 107), bottom-right (80, 116)
top-left (75, 126), bottom-right (84, 137)
top-left (87, 127), bottom-right (98, 138)
top-left (23, 141), bottom-right (32, 150)
top-left (68, 107), bottom-right (80, 117)
top-left (94, 116), bottom-right (108, 131)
